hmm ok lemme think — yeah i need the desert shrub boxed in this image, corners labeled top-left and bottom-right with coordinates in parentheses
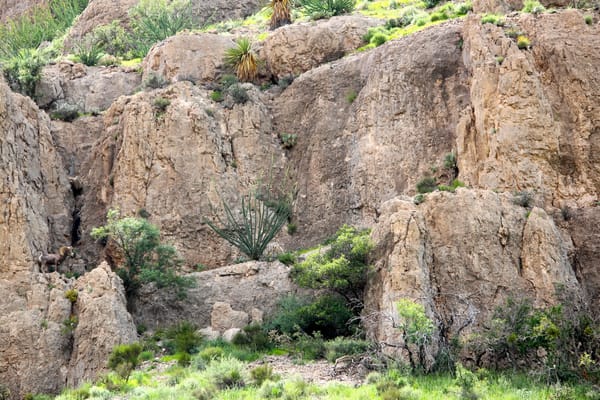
top-left (512, 191), bottom-right (533, 207)
top-left (480, 13), bottom-right (505, 26)
top-left (211, 90), bottom-right (224, 102)
top-left (324, 337), bottom-right (370, 361)
top-left (224, 38), bottom-right (258, 82)
top-left (129, 0), bottom-right (195, 57)
top-left (220, 74), bottom-right (238, 88)
top-left (91, 209), bottom-right (194, 301)
top-left (90, 21), bottom-right (136, 58)
top-left (153, 96), bottom-right (170, 111)
top-left (430, 11), bottom-right (449, 22)
top-left (517, 35), bottom-right (531, 49)
top-left (396, 299), bottom-right (435, 373)
top-left (0, 384), bottom-right (10, 400)
top-left (293, 332), bottom-right (327, 360)
top-left (232, 324), bottom-right (271, 351)
top-left (424, 0), bottom-right (442, 8)
top-left (227, 83), bottom-right (249, 104)
top-left (205, 356), bottom-right (247, 389)
top-left (64, 289), bottom-right (78, 303)
top-left (259, 380), bottom-right (285, 398)
top-left (584, 15), bottom-right (593, 25)
top-left (2, 48), bottom-right (49, 98)
top-left (108, 342), bottom-right (142, 381)
top-left (385, 6), bottom-right (426, 28)
top-left (298, 0), bottom-right (355, 19)
top-left (292, 225), bottom-right (373, 306)
top-left (521, 0), bottom-right (545, 13)
top-left (250, 364), bottom-right (274, 386)
top-left (143, 72), bottom-right (167, 89)
top-left (165, 321), bottom-right (202, 354)
top-left (280, 132), bottom-right (298, 148)
top-left (287, 222), bottom-right (297, 235)
top-left (61, 315), bottom-right (78, 335)
top-left (277, 252), bottom-right (296, 265)
top-left (416, 177), bottom-right (438, 193)
top-left (371, 33), bottom-right (389, 46)
top-left (413, 194), bottom-right (425, 205)
top-left (50, 104), bottom-right (80, 122)
top-left (72, 36), bottom-right (104, 66)
top-left (199, 346), bottom-right (224, 362)
top-left (278, 74), bottom-right (294, 88)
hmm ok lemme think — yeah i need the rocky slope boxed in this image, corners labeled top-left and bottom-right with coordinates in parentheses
top-left (1, 3), bottom-right (599, 398)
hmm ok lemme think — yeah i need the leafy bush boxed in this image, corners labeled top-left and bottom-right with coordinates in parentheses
top-left (521, 0), bottom-right (545, 14)
top-left (91, 209), bottom-right (193, 300)
top-left (298, 0), bottom-right (355, 19)
top-left (199, 346), bottom-right (225, 362)
top-left (153, 96), bottom-right (171, 111)
top-left (286, 222), bottom-right (297, 235)
top-left (280, 133), bottom-right (298, 148)
top-left (416, 177), bottom-right (437, 193)
top-left (211, 90), bottom-right (224, 102)
top-left (324, 337), bottom-right (370, 361)
top-left (232, 324), bottom-right (271, 351)
top-left (108, 342), bottom-right (142, 381)
top-left (517, 35), bottom-right (531, 49)
top-left (50, 104), bottom-right (80, 122)
top-left (61, 315), bottom-right (78, 335)
top-left (64, 289), bottom-right (78, 303)
top-left (396, 299), bottom-right (435, 372)
top-left (413, 194), bottom-right (425, 205)
top-left (89, 21), bottom-right (136, 58)
top-left (205, 194), bottom-right (291, 260)
top-left (129, 0), bottom-right (195, 57)
top-left (72, 36), bottom-right (104, 66)
top-left (205, 357), bottom-right (247, 389)
top-left (143, 72), bottom-right (168, 89)
top-left (424, 0), bottom-right (441, 8)
top-left (224, 38), bottom-right (258, 82)
top-left (277, 252), bottom-right (296, 265)
top-left (228, 83), bottom-right (249, 104)
top-left (584, 15), bottom-right (593, 25)
top-left (292, 225), bottom-right (373, 305)
top-left (2, 48), bottom-right (49, 98)
top-left (164, 322), bottom-right (202, 355)
top-left (250, 364), bottom-right (274, 386)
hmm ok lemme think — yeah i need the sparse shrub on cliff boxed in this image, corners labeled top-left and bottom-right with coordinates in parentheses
top-left (512, 190), bottom-right (533, 207)
top-left (228, 84), bottom-right (250, 104)
top-left (584, 15), bottom-right (593, 25)
top-left (280, 133), bottom-right (298, 148)
top-left (0, 384), bottom-right (10, 400)
top-left (224, 38), bottom-right (258, 82)
top-left (521, 0), bottom-right (545, 14)
top-left (50, 103), bottom-right (80, 122)
top-left (108, 342), bottom-right (143, 381)
top-left (2, 48), bottom-right (49, 98)
top-left (517, 35), bottom-right (531, 49)
top-left (61, 315), bottom-right (78, 335)
top-left (89, 21), bottom-right (136, 59)
top-left (298, 0), bottom-right (355, 19)
top-left (153, 96), bottom-right (171, 111)
top-left (480, 14), bottom-right (505, 26)
top-left (143, 72), bottom-right (168, 89)
top-left (72, 36), bottom-right (104, 66)
top-left (91, 209), bottom-right (194, 301)
top-left (64, 289), bottom-right (78, 303)
top-left (416, 177), bottom-right (437, 193)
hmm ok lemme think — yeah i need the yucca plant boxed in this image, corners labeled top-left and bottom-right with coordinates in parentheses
top-left (224, 38), bottom-right (258, 82)
top-left (269, 0), bottom-right (292, 30)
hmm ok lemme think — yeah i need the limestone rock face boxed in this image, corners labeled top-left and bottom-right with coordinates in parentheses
top-left (134, 261), bottom-right (303, 330)
top-left (459, 11), bottom-right (600, 207)
top-left (142, 33), bottom-right (235, 84)
top-left (67, 262), bottom-right (137, 386)
top-left (363, 190), bottom-right (581, 357)
top-left (36, 62), bottom-right (141, 113)
top-left (259, 15), bottom-right (382, 79)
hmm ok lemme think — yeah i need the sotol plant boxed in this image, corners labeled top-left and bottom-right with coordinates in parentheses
top-left (269, 0), bottom-right (292, 30)
top-left (225, 38), bottom-right (258, 82)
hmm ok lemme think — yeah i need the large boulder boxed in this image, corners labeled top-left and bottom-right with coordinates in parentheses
top-left (259, 15), bottom-right (383, 79)
top-left (364, 190), bottom-right (582, 359)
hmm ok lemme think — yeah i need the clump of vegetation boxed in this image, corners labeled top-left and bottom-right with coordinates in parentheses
top-left (517, 35), bottom-right (531, 49)
top-left (250, 364), bottom-right (274, 386)
top-left (584, 15), bottom-right (593, 25)
top-left (143, 72), bottom-right (168, 89)
top-left (277, 251), bottom-right (296, 265)
top-left (346, 90), bottom-right (358, 103)
top-left (269, 0), bottom-right (292, 29)
top-left (279, 133), bottom-right (297, 148)
top-left (2, 48), bottom-right (49, 98)
top-left (62, 315), bottom-right (78, 335)
top-left (211, 90), bottom-right (224, 102)
top-left (50, 103), bottom-right (80, 122)
top-left (228, 84), bottom-right (250, 104)
top-left (396, 299), bottom-right (435, 373)
top-left (416, 177), bottom-right (438, 193)
top-left (224, 38), bottom-right (258, 82)
top-left (153, 96), bottom-right (171, 111)
top-left (232, 324), bottom-right (271, 352)
top-left (91, 209), bottom-right (194, 302)
top-left (324, 337), bottom-right (370, 362)
top-left (521, 0), bottom-right (546, 14)
top-left (512, 190), bottom-right (533, 207)
top-left (481, 13), bottom-right (505, 26)
top-left (298, 0), bottom-right (355, 19)
top-left (413, 193), bottom-right (425, 205)
top-left (205, 356), bottom-right (248, 390)
top-left (72, 36), bottom-right (104, 66)
top-left (64, 289), bottom-right (78, 304)
top-left (108, 342), bottom-right (142, 381)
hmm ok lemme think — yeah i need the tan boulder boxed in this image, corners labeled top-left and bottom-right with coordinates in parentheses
top-left (259, 15), bottom-right (382, 79)
top-left (211, 302), bottom-right (250, 332)
top-left (0, 0), bottom-right (43, 21)
top-left (66, 0), bottom-right (138, 44)
top-left (142, 33), bottom-right (235, 84)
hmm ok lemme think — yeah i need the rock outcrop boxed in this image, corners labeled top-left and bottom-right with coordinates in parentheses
top-left (363, 190), bottom-right (581, 357)
top-left (0, 0), bottom-right (43, 21)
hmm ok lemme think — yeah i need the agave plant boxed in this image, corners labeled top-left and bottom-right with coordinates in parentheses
top-left (269, 0), bottom-right (292, 30)
top-left (224, 38), bottom-right (258, 82)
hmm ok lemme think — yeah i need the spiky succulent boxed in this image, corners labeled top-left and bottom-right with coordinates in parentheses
top-left (224, 38), bottom-right (258, 82)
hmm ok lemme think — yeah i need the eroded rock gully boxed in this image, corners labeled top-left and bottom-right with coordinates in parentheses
top-left (1, 9), bottom-right (600, 399)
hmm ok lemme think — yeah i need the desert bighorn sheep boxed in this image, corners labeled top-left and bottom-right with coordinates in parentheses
top-left (37, 246), bottom-right (74, 273)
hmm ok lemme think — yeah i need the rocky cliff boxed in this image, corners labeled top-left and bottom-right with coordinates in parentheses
top-left (1, 2), bottom-right (599, 397)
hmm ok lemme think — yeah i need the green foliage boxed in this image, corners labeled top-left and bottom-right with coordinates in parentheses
top-left (129, 0), bottom-right (195, 57)
top-left (277, 252), bottom-right (296, 265)
top-left (293, 332), bottom-right (326, 360)
top-left (108, 342), bottom-right (143, 381)
top-left (444, 152), bottom-right (457, 171)
top-left (396, 299), bottom-right (434, 372)
top-left (250, 364), bottom-right (274, 386)
top-left (2, 48), bottom-right (49, 98)
top-left (61, 315), bottom-right (78, 335)
top-left (371, 32), bottom-right (389, 46)
top-left (517, 35), bottom-right (531, 49)
top-left (224, 38), bottom-right (258, 82)
top-left (165, 322), bottom-right (203, 355)
top-left (228, 83), bottom-right (250, 104)
top-left (286, 222), bottom-right (297, 235)
top-left (0, 383), bottom-right (10, 400)
top-left (480, 14), bottom-right (505, 26)
top-left (280, 133), bottom-right (298, 148)
top-left (89, 21), bottom-right (136, 59)
top-left (413, 194), bottom-right (425, 205)
top-left (143, 72), bottom-right (168, 89)
top-left (211, 90), bottom-right (224, 102)
top-left (72, 36), bottom-right (104, 66)
top-left (298, 0), bottom-right (356, 19)
top-left (153, 96), bottom-right (171, 111)
top-left (91, 209), bottom-right (193, 300)
top-left (205, 194), bottom-right (291, 260)
top-left (584, 15), bottom-right (593, 25)
top-left (50, 104), bottom-right (80, 122)
top-left (291, 225), bottom-right (373, 303)
top-left (346, 90), bottom-right (358, 103)
top-left (512, 191), bottom-right (533, 207)
top-left (199, 346), bottom-right (225, 362)
top-left (266, 294), bottom-right (357, 339)
top-left (205, 356), bottom-right (247, 389)
top-left (324, 337), bottom-right (370, 362)
top-left (521, 0), bottom-right (546, 14)
top-left (424, 0), bottom-right (441, 8)
top-left (416, 177), bottom-right (437, 193)
top-left (232, 324), bottom-right (271, 352)
top-left (64, 289), bottom-right (78, 304)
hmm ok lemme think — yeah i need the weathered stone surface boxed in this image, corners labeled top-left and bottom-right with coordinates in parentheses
top-left (0, 0), bottom-right (44, 21)
top-left (134, 261), bottom-right (304, 330)
top-left (459, 11), bottom-right (600, 207)
top-left (67, 262), bottom-right (137, 386)
top-left (142, 33), bottom-right (235, 84)
top-left (211, 302), bottom-right (250, 332)
top-left (198, 326), bottom-right (221, 341)
top-left (363, 190), bottom-right (581, 359)
top-left (65, 0), bottom-right (138, 44)
top-left (36, 62), bottom-right (141, 113)
top-left (259, 15), bottom-right (382, 79)
top-left (222, 328), bottom-right (242, 342)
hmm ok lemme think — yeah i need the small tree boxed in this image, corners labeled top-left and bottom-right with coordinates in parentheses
top-left (108, 342), bottom-right (142, 382)
top-left (395, 299), bottom-right (434, 373)
top-left (91, 209), bottom-right (192, 301)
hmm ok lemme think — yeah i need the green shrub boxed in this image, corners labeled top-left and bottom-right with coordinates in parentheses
top-left (108, 342), bottom-right (142, 381)
top-left (424, 0), bottom-right (441, 8)
top-left (512, 191), bottom-right (533, 207)
top-left (480, 14), bottom-right (505, 26)
top-left (153, 96), bottom-right (171, 111)
top-left (517, 35), bottom-right (530, 49)
top-left (396, 299), bottom-right (435, 372)
top-left (416, 177), bottom-right (437, 193)
top-left (584, 15), bottom-right (593, 25)
top-left (413, 194), bottom-right (425, 205)
top-left (521, 0), bottom-right (545, 14)
top-left (430, 11), bottom-right (449, 22)
top-left (286, 223), bottom-right (297, 235)
top-left (277, 252), bottom-right (296, 265)
top-left (211, 90), bottom-right (224, 102)
top-left (199, 346), bottom-right (224, 362)
top-left (143, 72), bottom-right (167, 89)
top-left (129, 0), bottom-right (195, 57)
top-left (280, 133), bottom-right (298, 148)
top-left (250, 364), bottom-right (274, 386)
top-left (227, 83), bottom-right (249, 104)
top-left (64, 289), bottom-right (78, 303)
top-left (371, 33), bottom-right (389, 46)
top-left (259, 380), bottom-right (285, 398)
top-left (293, 332), bottom-right (326, 360)
top-left (2, 48), bottom-right (49, 98)
top-left (61, 315), bottom-right (78, 335)
top-left (50, 104), bottom-right (80, 122)
top-left (205, 356), bottom-right (247, 389)
top-left (324, 337), bottom-right (370, 362)
top-left (291, 225), bottom-right (373, 305)
top-left (232, 324), bottom-right (271, 351)
top-left (346, 90), bottom-right (358, 103)
top-left (0, 384), bottom-right (10, 400)
top-left (89, 21), bottom-right (136, 58)
top-left (298, 0), bottom-right (355, 19)
top-left (165, 321), bottom-right (202, 354)
top-left (72, 37), bottom-right (104, 66)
